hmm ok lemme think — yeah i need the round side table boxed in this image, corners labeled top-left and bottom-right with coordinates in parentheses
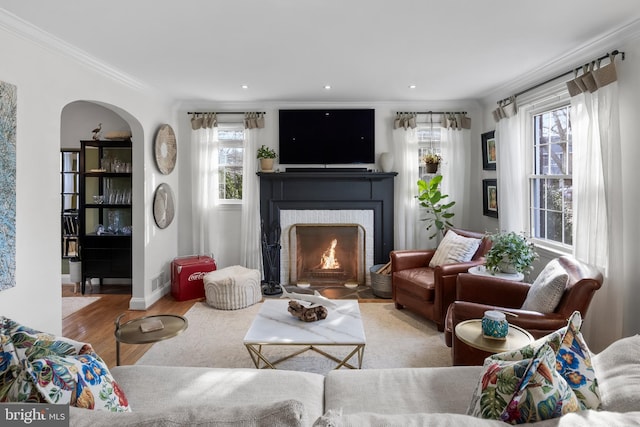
top-left (455, 319), bottom-right (534, 356)
top-left (114, 314), bottom-right (188, 365)
top-left (468, 265), bottom-right (524, 282)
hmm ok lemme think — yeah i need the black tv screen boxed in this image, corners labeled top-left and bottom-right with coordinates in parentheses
top-left (278, 109), bottom-right (375, 164)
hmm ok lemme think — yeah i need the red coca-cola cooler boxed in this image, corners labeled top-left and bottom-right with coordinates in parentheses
top-left (171, 255), bottom-right (217, 301)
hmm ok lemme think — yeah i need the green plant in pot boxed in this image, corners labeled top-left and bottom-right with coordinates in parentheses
top-left (485, 231), bottom-right (538, 274)
top-left (416, 174), bottom-right (455, 239)
top-left (257, 145), bottom-right (277, 171)
top-left (423, 153), bottom-right (441, 173)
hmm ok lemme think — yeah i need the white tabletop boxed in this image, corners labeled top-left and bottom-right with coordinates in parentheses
top-left (243, 299), bottom-right (366, 345)
top-left (468, 265), bottom-right (524, 282)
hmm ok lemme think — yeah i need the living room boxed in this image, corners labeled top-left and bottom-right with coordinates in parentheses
top-left (1, 2), bottom-right (640, 423)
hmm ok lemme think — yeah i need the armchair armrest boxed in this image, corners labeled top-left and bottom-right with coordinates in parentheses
top-left (437, 259), bottom-right (486, 277)
top-left (456, 273), bottom-right (530, 308)
top-left (391, 249), bottom-right (436, 272)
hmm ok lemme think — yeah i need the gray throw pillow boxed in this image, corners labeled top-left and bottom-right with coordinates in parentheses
top-left (69, 399), bottom-right (306, 427)
top-left (521, 259), bottom-right (568, 313)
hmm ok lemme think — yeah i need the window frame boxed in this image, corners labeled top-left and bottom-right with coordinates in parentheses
top-left (526, 97), bottom-right (573, 254)
top-left (216, 123), bottom-right (245, 205)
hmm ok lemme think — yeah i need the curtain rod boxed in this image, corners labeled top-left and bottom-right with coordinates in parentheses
top-left (497, 49), bottom-right (625, 105)
top-left (396, 111), bottom-right (467, 115)
top-left (187, 111), bottom-right (266, 115)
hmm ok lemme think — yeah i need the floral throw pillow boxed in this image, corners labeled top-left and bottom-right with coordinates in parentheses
top-left (556, 312), bottom-right (601, 410)
top-left (467, 343), bottom-right (581, 424)
top-left (0, 316), bottom-right (130, 412)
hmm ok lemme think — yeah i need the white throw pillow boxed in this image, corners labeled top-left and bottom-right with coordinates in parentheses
top-left (429, 230), bottom-right (482, 268)
top-left (521, 258), bottom-right (568, 313)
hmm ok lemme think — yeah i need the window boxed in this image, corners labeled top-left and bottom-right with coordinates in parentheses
top-left (417, 124), bottom-right (442, 179)
top-left (530, 105), bottom-right (573, 247)
top-left (217, 124), bottom-right (245, 203)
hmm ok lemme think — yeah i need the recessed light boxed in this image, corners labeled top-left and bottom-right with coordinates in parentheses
top-left (408, 84), bottom-right (417, 89)
top-left (324, 85), bottom-right (331, 90)
top-left (241, 84), bottom-right (249, 89)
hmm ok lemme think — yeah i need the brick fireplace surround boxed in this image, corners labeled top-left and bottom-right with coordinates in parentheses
top-left (258, 171), bottom-right (396, 285)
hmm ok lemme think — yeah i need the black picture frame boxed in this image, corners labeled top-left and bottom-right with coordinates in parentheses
top-left (483, 179), bottom-right (498, 218)
top-left (481, 130), bottom-right (496, 170)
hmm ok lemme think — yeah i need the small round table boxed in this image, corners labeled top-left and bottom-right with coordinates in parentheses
top-left (468, 265), bottom-right (524, 282)
top-left (455, 319), bottom-right (534, 356)
top-left (114, 314), bottom-right (188, 366)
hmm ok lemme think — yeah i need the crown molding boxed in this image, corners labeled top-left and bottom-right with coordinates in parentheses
top-left (480, 17), bottom-right (640, 106)
top-left (0, 8), bottom-right (154, 94)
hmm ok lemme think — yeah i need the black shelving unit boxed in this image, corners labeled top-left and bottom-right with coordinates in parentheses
top-left (61, 149), bottom-right (80, 259)
top-left (78, 140), bottom-right (132, 294)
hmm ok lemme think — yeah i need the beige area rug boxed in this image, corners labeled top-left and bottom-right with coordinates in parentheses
top-left (136, 302), bottom-right (452, 374)
top-left (62, 296), bottom-right (101, 319)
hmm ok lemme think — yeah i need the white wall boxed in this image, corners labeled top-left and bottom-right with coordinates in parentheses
top-left (175, 101), bottom-right (481, 267)
top-left (476, 28), bottom-right (640, 344)
top-left (0, 15), bottom-right (177, 334)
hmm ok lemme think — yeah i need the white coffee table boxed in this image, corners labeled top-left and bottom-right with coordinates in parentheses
top-left (243, 299), bottom-right (366, 370)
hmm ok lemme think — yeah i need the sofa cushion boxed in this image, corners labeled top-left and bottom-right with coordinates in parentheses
top-left (313, 410), bottom-right (640, 427)
top-left (324, 366), bottom-right (483, 415)
top-left (70, 399), bottom-right (306, 427)
top-left (0, 317), bottom-right (130, 412)
top-left (429, 230), bottom-right (482, 268)
top-left (393, 269), bottom-right (435, 300)
top-left (521, 259), bottom-right (568, 313)
top-left (592, 334), bottom-right (640, 412)
top-left (467, 343), bottom-right (581, 423)
top-left (111, 365), bottom-right (326, 423)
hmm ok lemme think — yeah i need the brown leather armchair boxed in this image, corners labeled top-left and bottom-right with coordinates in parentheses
top-left (391, 228), bottom-right (492, 331)
top-left (445, 255), bottom-right (603, 365)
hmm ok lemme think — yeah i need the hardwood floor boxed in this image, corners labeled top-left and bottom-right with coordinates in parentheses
top-left (62, 284), bottom-right (198, 368)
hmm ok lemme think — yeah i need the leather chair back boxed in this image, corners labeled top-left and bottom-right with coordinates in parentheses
top-left (554, 256), bottom-right (604, 318)
top-left (447, 228), bottom-right (492, 260)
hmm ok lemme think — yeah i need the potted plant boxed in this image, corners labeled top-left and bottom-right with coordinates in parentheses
top-left (485, 231), bottom-right (538, 274)
top-left (416, 174), bottom-right (455, 239)
top-left (423, 153), bottom-right (441, 173)
top-left (257, 145), bottom-right (277, 171)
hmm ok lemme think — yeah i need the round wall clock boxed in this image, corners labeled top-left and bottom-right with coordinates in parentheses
top-left (153, 183), bottom-right (175, 229)
top-left (154, 124), bottom-right (177, 175)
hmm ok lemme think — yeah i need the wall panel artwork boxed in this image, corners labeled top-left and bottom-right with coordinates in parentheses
top-left (0, 81), bottom-right (16, 291)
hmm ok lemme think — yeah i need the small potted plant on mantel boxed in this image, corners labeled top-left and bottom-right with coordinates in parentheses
top-left (257, 145), bottom-right (277, 172)
top-left (484, 231), bottom-right (538, 274)
top-left (423, 153), bottom-right (441, 173)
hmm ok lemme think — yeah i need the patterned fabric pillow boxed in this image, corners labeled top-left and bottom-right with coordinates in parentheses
top-left (468, 311), bottom-right (601, 423)
top-left (467, 344), bottom-right (581, 424)
top-left (0, 316), bottom-right (130, 412)
top-left (521, 259), bottom-right (568, 313)
top-left (429, 230), bottom-right (481, 267)
top-left (556, 312), bottom-right (601, 410)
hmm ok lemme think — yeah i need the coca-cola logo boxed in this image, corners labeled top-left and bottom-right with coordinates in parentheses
top-left (188, 272), bottom-right (207, 281)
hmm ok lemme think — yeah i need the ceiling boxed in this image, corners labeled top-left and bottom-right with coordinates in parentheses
top-left (2, 0), bottom-right (639, 103)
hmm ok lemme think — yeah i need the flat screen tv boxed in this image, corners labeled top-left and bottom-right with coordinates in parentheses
top-left (278, 109), bottom-right (375, 165)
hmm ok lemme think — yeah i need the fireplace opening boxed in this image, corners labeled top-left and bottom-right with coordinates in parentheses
top-left (288, 224), bottom-right (365, 285)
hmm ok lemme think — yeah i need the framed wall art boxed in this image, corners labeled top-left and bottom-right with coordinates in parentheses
top-left (482, 179), bottom-right (498, 218)
top-left (0, 80), bottom-right (16, 291)
top-left (481, 130), bottom-right (496, 170)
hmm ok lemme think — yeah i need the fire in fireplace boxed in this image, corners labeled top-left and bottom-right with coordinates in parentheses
top-left (288, 224), bottom-right (365, 285)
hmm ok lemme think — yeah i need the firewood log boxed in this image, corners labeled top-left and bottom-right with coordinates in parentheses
top-left (288, 301), bottom-right (328, 322)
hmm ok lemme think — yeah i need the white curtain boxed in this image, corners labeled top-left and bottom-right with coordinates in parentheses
top-left (441, 127), bottom-right (470, 228)
top-left (190, 126), bottom-right (221, 258)
top-left (495, 112), bottom-right (528, 234)
top-left (571, 77), bottom-right (624, 352)
top-left (240, 127), bottom-right (262, 272)
top-left (392, 127), bottom-right (420, 250)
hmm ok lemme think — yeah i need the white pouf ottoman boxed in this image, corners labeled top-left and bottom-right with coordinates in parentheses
top-left (203, 265), bottom-right (262, 310)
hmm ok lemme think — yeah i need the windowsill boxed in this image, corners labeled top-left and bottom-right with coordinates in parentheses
top-left (216, 203), bottom-right (242, 210)
top-left (531, 239), bottom-right (572, 258)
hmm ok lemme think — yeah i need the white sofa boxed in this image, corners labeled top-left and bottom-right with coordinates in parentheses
top-left (69, 335), bottom-right (640, 426)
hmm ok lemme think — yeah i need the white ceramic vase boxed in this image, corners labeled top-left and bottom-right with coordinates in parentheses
top-left (379, 152), bottom-right (394, 172)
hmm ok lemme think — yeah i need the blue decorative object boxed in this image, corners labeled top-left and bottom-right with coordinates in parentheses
top-left (482, 310), bottom-right (509, 339)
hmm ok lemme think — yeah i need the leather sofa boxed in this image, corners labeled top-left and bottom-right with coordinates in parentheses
top-left (445, 255), bottom-right (604, 365)
top-left (390, 228), bottom-right (491, 331)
